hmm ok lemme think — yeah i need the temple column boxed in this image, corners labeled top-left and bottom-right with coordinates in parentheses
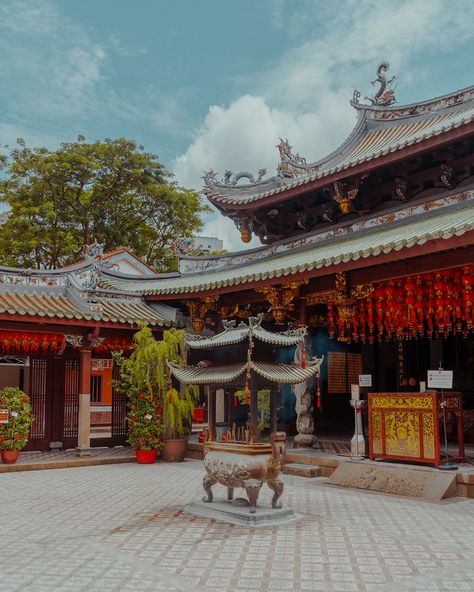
top-left (207, 386), bottom-right (216, 441)
top-left (226, 389), bottom-right (234, 429)
top-left (299, 296), bottom-right (308, 325)
top-left (76, 347), bottom-right (92, 457)
top-left (270, 385), bottom-right (278, 433)
top-left (250, 376), bottom-right (259, 442)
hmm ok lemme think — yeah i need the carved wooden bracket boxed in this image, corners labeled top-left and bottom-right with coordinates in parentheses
top-left (256, 279), bottom-right (308, 324)
top-left (306, 272), bottom-right (374, 305)
top-left (187, 296), bottom-right (219, 333)
top-left (332, 181), bottom-right (358, 215)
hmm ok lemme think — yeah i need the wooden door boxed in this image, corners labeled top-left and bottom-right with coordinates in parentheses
top-left (24, 356), bottom-right (53, 451)
top-left (61, 357), bottom-right (79, 449)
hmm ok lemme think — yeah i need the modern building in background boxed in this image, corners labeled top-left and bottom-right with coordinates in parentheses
top-left (193, 236), bottom-right (224, 254)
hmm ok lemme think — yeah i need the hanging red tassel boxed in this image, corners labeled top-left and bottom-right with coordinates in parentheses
top-left (233, 393), bottom-right (237, 408)
top-left (244, 379), bottom-right (249, 405)
top-left (316, 375), bottom-right (321, 409)
top-left (301, 347), bottom-right (306, 369)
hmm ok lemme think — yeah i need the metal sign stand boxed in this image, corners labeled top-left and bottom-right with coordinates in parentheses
top-left (350, 399), bottom-right (365, 461)
top-left (436, 363), bottom-right (458, 471)
top-left (439, 386), bottom-right (458, 471)
top-left (351, 403), bottom-right (362, 460)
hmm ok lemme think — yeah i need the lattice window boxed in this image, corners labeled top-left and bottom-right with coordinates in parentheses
top-left (328, 351), bottom-right (362, 394)
top-left (90, 375), bottom-right (103, 403)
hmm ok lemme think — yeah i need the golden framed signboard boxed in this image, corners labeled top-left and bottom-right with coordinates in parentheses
top-left (368, 392), bottom-right (441, 466)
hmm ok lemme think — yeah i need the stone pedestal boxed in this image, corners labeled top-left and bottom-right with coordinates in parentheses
top-left (294, 433), bottom-right (317, 448)
top-left (184, 499), bottom-right (301, 527)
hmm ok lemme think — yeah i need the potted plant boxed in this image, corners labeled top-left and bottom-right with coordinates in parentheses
top-left (113, 324), bottom-right (185, 464)
top-left (162, 384), bottom-right (199, 462)
top-left (0, 387), bottom-right (33, 464)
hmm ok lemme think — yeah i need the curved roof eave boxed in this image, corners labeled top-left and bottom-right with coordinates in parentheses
top-left (204, 83), bottom-right (474, 210)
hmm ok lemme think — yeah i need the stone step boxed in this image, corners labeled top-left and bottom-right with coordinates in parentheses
top-left (282, 462), bottom-right (321, 478)
top-left (285, 449), bottom-right (326, 466)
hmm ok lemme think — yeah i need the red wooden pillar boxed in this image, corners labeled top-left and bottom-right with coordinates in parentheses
top-left (250, 375), bottom-right (259, 442)
top-left (207, 386), bottom-right (216, 442)
top-left (76, 347), bottom-right (92, 456)
top-left (299, 296), bottom-right (308, 326)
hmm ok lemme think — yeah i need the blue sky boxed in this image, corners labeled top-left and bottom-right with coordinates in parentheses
top-left (1, 0), bottom-right (474, 249)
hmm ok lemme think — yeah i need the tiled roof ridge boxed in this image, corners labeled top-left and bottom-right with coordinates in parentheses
top-left (351, 83), bottom-right (474, 117)
top-left (0, 259), bottom-right (92, 276)
top-left (97, 198), bottom-right (474, 296)
top-left (204, 82), bottom-right (474, 207)
top-left (0, 286), bottom-right (171, 327)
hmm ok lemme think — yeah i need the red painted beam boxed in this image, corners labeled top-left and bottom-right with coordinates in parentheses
top-left (0, 315), bottom-right (150, 331)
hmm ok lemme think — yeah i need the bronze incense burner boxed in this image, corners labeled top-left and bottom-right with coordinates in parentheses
top-left (202, 432), bottom-right (286, 513)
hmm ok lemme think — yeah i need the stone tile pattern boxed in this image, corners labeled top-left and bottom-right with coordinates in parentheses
top-left (0, 460), bottom-right (474, 591)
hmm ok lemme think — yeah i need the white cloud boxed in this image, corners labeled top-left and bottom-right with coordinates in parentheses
top-left (0, 0), bottom-right (109, 120)
top-left (173, 0), bottom-right (474, 251)
top-left (0, 0), bottom-right (150, 136)
top-left (107, 34), bottom-right (147, 57)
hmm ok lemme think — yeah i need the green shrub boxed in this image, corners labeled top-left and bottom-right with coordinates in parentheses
top-left (0, 387), bottom-right (33, 451)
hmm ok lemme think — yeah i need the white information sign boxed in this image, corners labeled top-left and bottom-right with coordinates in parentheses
top-left (351, 384), bottom-right (360, 401)
top-left (427, 370), bottom-right (453, 389)
top-left (358, 374), bottom-right (372, 387)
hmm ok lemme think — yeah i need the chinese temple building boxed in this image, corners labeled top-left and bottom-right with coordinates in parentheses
top-left (0, 245), bottom-right (172, 453)
top-left (99, 65), bottom-right (474, 441)
top-left (2, 64), bottom-right (474, 452)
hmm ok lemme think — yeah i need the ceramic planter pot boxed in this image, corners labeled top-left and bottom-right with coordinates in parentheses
top-left (135, 449), bottom-right (157, 464)
top-left (161, 438), bottom-right (187, 462)
top-left (1, 450), bottom-right (20, 464)
top-left (192, 407), bottom-right (205, 423)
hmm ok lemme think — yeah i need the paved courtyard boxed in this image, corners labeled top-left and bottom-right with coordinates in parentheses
top-left (1, 460), bottom-right (474, 592)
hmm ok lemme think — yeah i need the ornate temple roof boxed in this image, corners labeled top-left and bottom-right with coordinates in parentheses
top-left (202, 83), bottom-right (474, 209)
top-left (168, 358), bottom-right (323, 385)
top-left (98, 197), bottom-right (474, 297)
top-left (186, 314), bottom-right (306, 349)
top-left (0, 250), bottom-right (171, 327)
top-left (0, 289), bottom-right (168, 326)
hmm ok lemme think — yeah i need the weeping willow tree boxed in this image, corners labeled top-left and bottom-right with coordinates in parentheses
top-left (165, 384), bottom-right (199, 439)
top-left (112, 324), bottom-right (198, 448)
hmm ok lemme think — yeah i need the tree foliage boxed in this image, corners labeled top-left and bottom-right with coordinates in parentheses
top-left (0, 137), bottom-right (210, 271)
top-left (113, 325), bottom-right (198, 446)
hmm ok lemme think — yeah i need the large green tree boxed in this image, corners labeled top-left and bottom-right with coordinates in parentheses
top-left (0, 137), bottom-right (209, 271)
